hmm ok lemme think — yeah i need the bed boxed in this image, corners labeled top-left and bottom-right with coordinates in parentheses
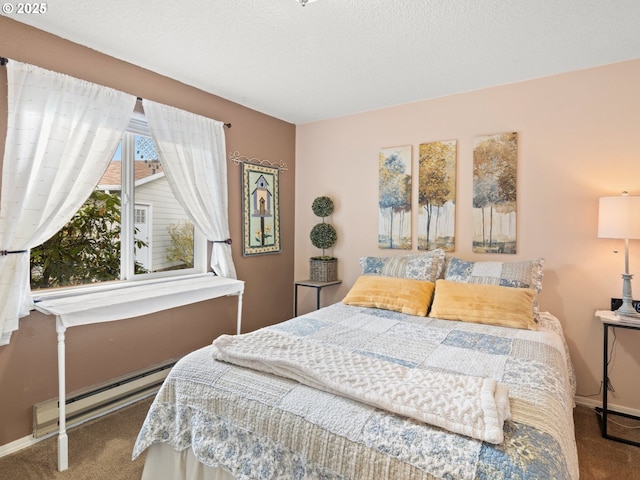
top-left (132, 254), bottom-right (579, 480)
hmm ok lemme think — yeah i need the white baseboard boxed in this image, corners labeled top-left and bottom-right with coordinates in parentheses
top-left (574, 395), bottom-right (640, 418)
top-left (0, 433), bottom-right (51, 458)
top-left (0, 393), bottom-right (154, 460)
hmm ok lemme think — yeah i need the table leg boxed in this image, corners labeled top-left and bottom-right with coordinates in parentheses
top-left (602, 323), bottom-right (609, 437)
top-left (236, 293), bottom-right (243, 335)
top-left (294, 284), bottom-right (299, 317)
top-left (596, 321), bottom-right (640, 447)
top-left (316, 287), bottom-right (321, 310)
top-left (56, 320), bottom-right (68, 472)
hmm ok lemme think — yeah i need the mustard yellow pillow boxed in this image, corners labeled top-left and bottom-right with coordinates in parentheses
top-left (342, 275), bottom-right (435, 316)
top-left (429, 279), bottom-right (537, 330)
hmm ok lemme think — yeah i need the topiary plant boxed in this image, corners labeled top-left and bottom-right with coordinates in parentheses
top-left (312, 195), bottom-right (334, 218)
top-left (310, 196), bottom-right (337, 260)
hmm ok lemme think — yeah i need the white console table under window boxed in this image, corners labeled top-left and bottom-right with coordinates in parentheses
top-left (34, 273), bottom-right (244, 472)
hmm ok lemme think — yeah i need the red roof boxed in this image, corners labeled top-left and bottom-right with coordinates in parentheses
top-left (99, 160), bottom-right (163, 186)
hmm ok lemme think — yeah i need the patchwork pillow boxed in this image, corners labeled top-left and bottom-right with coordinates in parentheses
top-left (429, 279), bottom-right (537, 330)
top-left (444, 256), bottom-right (544, 317)
top-left (342, 275), bottom-right (435, 316)
top-left (359, 249), bottom-right (446, 282)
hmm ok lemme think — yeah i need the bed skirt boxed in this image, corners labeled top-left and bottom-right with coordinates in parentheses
top-left (141, 443), bottom-right (236, 480)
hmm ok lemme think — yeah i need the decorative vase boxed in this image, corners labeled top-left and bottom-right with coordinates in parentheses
top-left (310, 257), bottom-right (338, 282)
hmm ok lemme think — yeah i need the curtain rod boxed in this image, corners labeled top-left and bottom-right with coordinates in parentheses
top-left (0, 58), bottom-right (231, 128)
top-left (136, 97), bottom-right (231, 128)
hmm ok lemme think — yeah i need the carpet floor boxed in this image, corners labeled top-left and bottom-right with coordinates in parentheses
top-left (574, 404), bottom-right (640, 480)
top-left (0, 398), bottom-right (152, 480)
top-left (0, 400), bottom-right (638, 479)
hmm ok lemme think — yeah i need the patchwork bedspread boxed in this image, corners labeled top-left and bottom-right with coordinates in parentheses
top-left (212, 329), bottom-right (511, 444)
top-left (133, 303), bottom-right (579, 480)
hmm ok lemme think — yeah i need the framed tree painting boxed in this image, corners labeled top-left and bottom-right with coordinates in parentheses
top-left (472, 132), bottom-right (517, 254)
top-left (379, 145), bottom-right (412, 249)
top-left (418, 140), bottom-right (457, 251)
top-left (242, 162), bottom-right (281, 255)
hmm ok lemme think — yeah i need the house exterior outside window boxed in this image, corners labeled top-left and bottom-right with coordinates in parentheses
top-left (30, 118), bottom-right (205, 291)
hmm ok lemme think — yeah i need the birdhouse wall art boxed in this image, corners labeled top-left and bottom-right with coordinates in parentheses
top-left (253, 174), bottom-right (272, 218)
top-left (242, 162), bottom-right (281, 255)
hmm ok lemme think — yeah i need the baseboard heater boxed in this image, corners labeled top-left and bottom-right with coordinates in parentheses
top-left (33, 358), bottom-right (178, 438)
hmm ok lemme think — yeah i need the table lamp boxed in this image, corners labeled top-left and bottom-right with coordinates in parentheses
top-left (598, 191), bottom-right (640, 317)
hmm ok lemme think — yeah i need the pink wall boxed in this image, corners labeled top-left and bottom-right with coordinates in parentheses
top-left (295, 59), bottom-right (640, 412)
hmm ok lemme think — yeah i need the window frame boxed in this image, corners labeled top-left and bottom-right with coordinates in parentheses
top-left (33, 111), bottom-right (208, 300)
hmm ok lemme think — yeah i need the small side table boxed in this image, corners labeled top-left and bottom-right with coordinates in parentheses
top-left (294, 279), bottom-right (342, 316)
top-left (595, 309), bottom-right (640, 447)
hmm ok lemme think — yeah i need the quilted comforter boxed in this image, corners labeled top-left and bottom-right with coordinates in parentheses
top-left (133, 303), bottom-right (579, 480)
top-left (212, 329), bottom-right (511, 444)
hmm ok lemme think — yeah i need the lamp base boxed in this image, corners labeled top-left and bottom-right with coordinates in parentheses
top-left (617, 273), bottom-right (640, 317)
top-left (615, 307), bottom-right (640, 318)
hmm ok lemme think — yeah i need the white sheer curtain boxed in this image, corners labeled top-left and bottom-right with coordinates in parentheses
top-left (0, 61), bottom-right (136, 345)
top-left (142, 100), bottom-right (237, 279)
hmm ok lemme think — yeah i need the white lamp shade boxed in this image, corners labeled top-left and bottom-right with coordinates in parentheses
top-left (598, 195), bottom-right (640, 239)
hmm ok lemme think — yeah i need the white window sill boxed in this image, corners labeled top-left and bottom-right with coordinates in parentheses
top-left (33, 273), bottom-right (211, 302)
top-left (34, 273), bottom-right (244, 329)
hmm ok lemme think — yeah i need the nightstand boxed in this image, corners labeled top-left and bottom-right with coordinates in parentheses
top-left (595, 309), bottom-right (640, 447)
top-left (294, 279), bottom-right (342, 316)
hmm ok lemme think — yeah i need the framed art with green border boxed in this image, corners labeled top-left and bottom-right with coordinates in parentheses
top-left (242, 162), bottom-right (281, 255)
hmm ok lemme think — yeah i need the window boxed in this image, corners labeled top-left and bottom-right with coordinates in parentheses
top-left (30, 113), bottom-right (206, 291)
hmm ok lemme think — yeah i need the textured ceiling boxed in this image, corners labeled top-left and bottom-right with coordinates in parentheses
top-left (5, 0), bottom-right (640, 124)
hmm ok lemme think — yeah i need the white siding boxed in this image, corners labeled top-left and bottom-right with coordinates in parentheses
top-left (135, 175), bottom-right (193, 272)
